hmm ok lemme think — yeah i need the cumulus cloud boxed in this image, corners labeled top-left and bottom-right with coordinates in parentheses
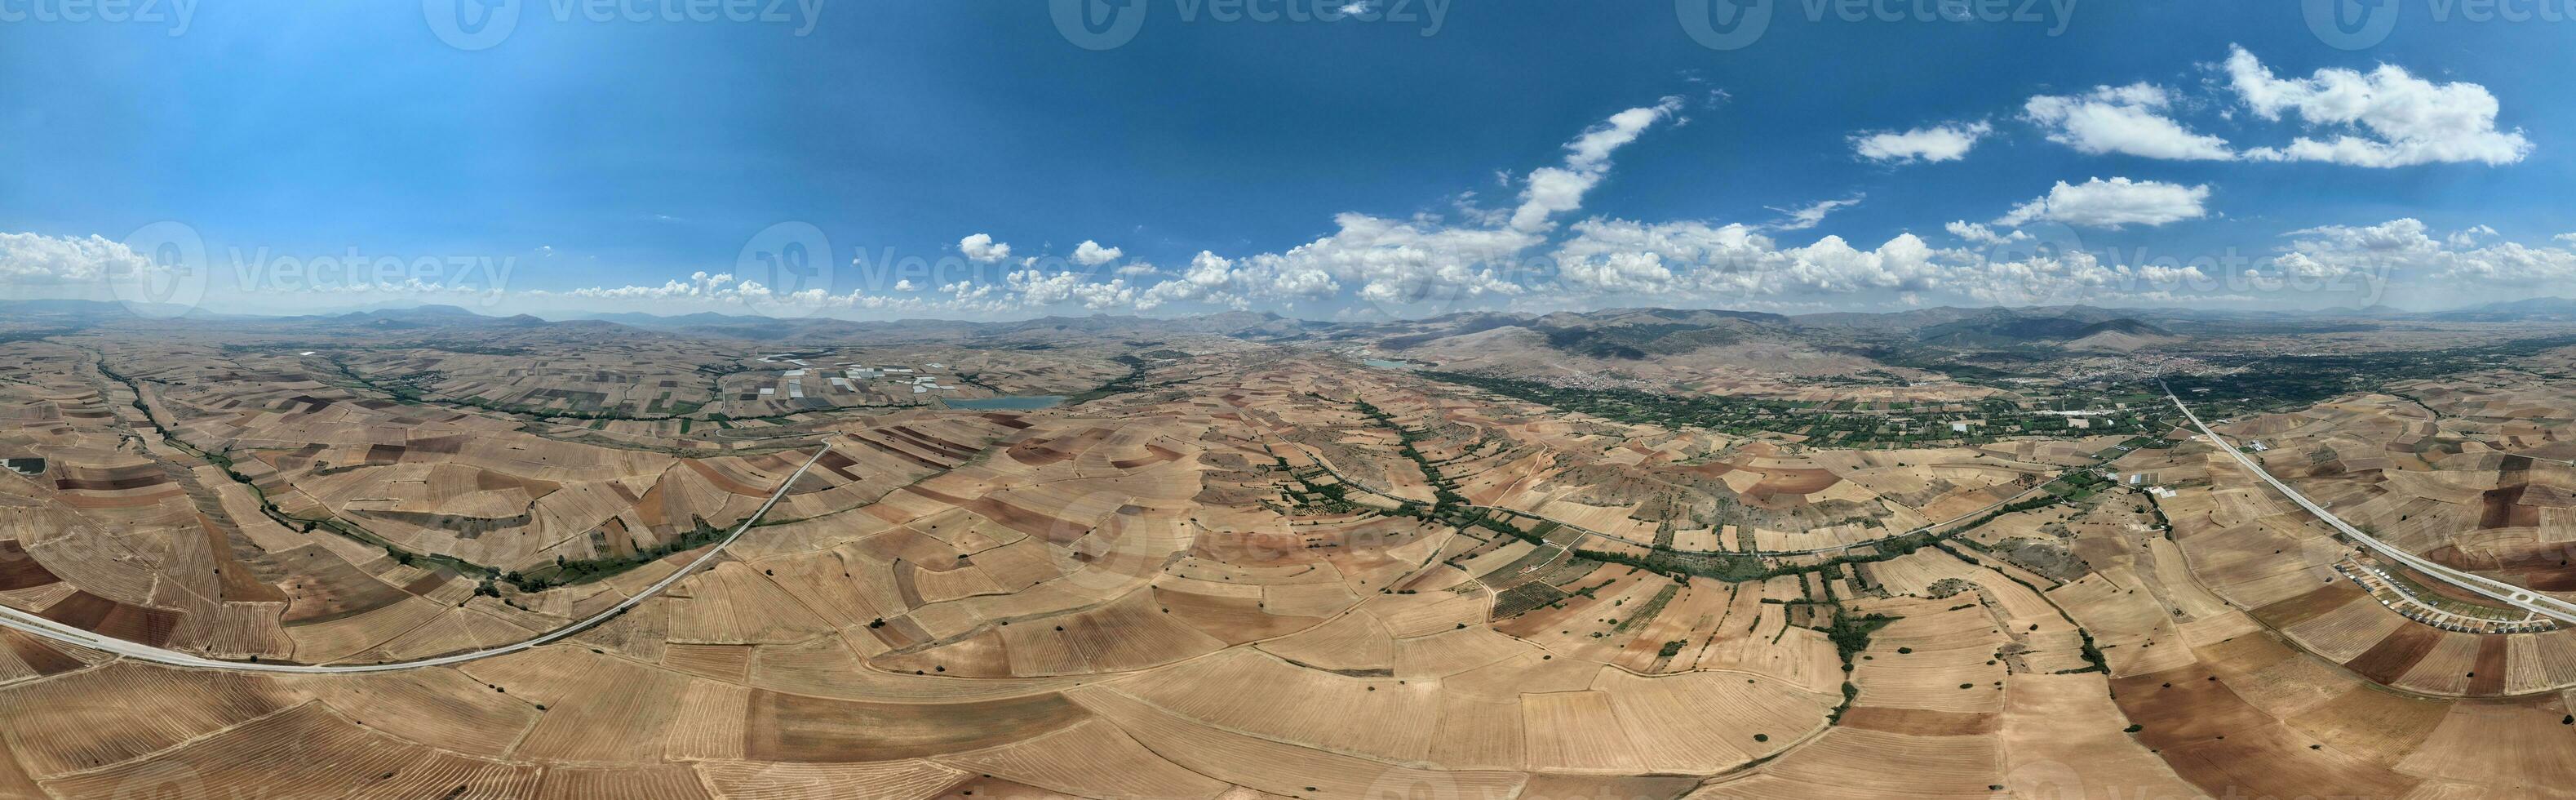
top-left (1154, 213), bottom-right (1530, 311)
top-left (2434, 242), bottom-right (2576, 285)
top-left (0, 232), bottom-right (151, 285)
top-left (2024, 83), bottom-right (2235, 161)
top-left (1071, 239), bottom-right (1124, 266)
top-left (510, 64), bottom-right (2550, 318)
top-left (2281, 218), bottom-right (2576, 286)
top-left (2225, 46), bottom-right (2531, 167)
top-left (1849, 121), bottom-right (1991, 163)
top-left (1966, 247), bottom-right (2210, 307)
top-left (1142, 99), bottom-right (1692, 312)
top-left (1543, 217), bottom-right (2214, 309)
top-left (1509, 96), bottom-right (1685, 233)
top-left (1008, 268), bottom-right (1136, 309)
top-left (1549, 220), bottom-right (1944, 298)
top-left (958, 233), bottom-right (1012, 263)
top-left (1769, 195), bottom-right (1864, 231)
top-left (1137, 251), bottom-right (1257, 311)
top-left (1996, 177), bottom-right (2211, 229)
top-left (1944, 221), bottom-right (2030, 247)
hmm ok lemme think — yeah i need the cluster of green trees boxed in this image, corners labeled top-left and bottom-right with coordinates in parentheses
top-left (1418, 371), bottom-right (2162, 447)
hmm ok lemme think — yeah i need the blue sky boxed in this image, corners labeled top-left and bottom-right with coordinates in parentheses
top-left (3, 1), bottom-right (2573, 319)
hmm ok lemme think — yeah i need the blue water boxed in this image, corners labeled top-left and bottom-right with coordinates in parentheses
top-left (946, 394), bottom-right (1067, 410)
top-left (1363, 358), bottom-right (1424, 370)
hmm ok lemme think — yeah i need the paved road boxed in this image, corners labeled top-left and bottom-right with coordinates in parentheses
top-left (0, 445), bottom-right (833, 673)
top-left (2162, 381), bottom-right (2576, 625)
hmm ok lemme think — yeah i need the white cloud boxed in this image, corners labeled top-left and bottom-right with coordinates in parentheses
top-left (2225, 46), bottom-right (2531, 167)
top-left (1114, 263), bottom-right (1160, 278)
top-left (958, 233), bottom-right (1013, 263)
top-left (2447, 224), bottom-right (2498, 249)
top-left (1966, 247), bottom-right (2210, 307)
top-left (1142, 99), bottom-right (1692, 313)
top-left (1769, 195), bottom-right (1864, 231)
top-left (1996, 177), bottom-right (2211, 229)
top-left (1944, 221), bottom-right (2030, 247)
top-left (1509, 96), bottom-right (1684, 233)
top-left (1071, 239), bottom-right (1124, 266)
top-left (1543, 217), bottom-right (2214, 309)
top-left (0, 232), bottom-right (151, 285)
top-left (1850, 121), bottom-right (1991, 163)
top-left (2024, 83), bottom-right (2235, 161)
top-left (1188, 213), bottom-right (1530, 309)
top-left (1138, 251), bottom-right (1257, 311)
top-left (2281, 218), bottom-right (2576, 287)
top-left (1549, 220), bottom-right (1944, 298)
top-left (1007, 269), bottom-right (1136, 309)
top-left (2436, 242), bottom-right (2576, 285)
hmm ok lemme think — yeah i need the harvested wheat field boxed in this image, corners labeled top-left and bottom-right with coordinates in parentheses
top-left (5, 312), bottom-right (2576, 800)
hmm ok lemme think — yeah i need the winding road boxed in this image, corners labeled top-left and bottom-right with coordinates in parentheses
top-left (0, 445), bottom-right (833, 673)
top-left (2162, 380), bottom-right (2576, 625)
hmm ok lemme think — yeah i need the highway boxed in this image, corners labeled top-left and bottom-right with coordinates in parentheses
top-left (0, 445), bottom-right (832, 673)
top-left (2161, 381), bottom-right (2576, 625)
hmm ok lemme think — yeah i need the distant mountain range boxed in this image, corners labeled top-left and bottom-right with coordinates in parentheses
top-left (2423, 297), bottom-right (2576, 322)
top-left (5, 297), bottom-right (2574, 347)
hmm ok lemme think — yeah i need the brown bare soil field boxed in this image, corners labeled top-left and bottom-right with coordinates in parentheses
top-left (8, 326), bottom-right (2576, 798)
